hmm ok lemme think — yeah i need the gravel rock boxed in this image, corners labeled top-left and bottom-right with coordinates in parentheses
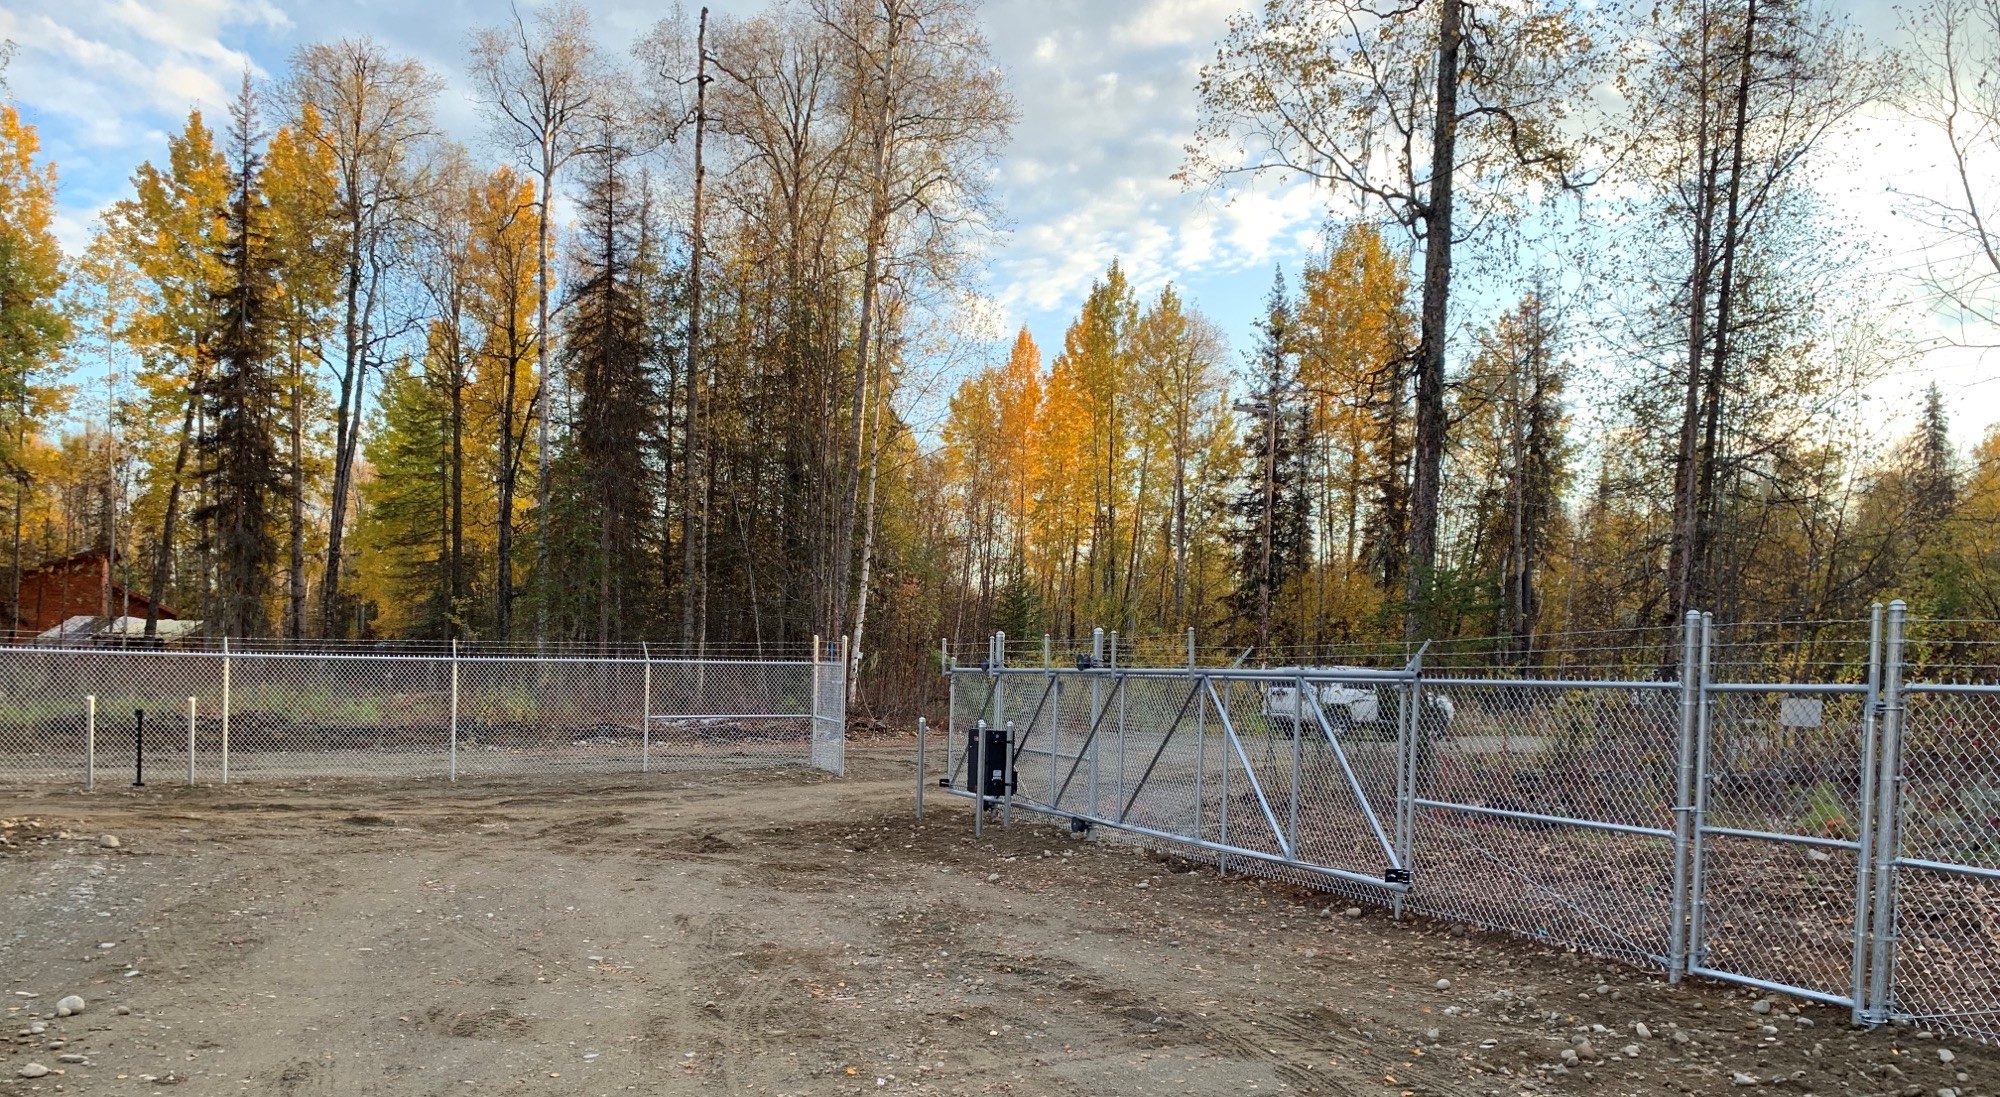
top-left (1732, 1071), bottom-right (1759, 1085)
top-left (1634, 1022), bottom-right (1652, 1039)
top-left (1751, 999), bottom-right (1773, 1015)
top-left (1938, 1089), bottom-right (1958, 1097)
top-left (55, 1054), bottom-right (85, 1064)
top-left (55, 994), bottom-right (85, 1016)
top-left (16, 1063), bottom-right (48, 1079)
top-left (1434, 978), bottom-right (1452, 990)
top-left (1575, 1039), bottom-right (1597, 1060)
top-left (98, 834), bottom-right (119, 849)
top-left (1344, 907), bottom-right (1363, 918)
top-left (114, 1006), bottom-right (130, 1015)
top-left (27, 1021), bottom-right (45, 1035)
top-left (1937, 1049), bottom-right (1955, 1064)
top-left (1623, 1044), bottom-right (1641, 1058)
top-left (984, 873), bottom-right (999, 883)
top-left (1560, 1049), bottom-right (1579, 1064)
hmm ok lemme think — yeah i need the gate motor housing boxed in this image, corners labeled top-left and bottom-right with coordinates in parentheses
top-left (965, 722), bottom-right (1009, 799)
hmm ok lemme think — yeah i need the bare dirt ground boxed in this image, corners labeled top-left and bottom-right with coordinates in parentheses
top-left (1, 744), bottom-right (1992, 1097)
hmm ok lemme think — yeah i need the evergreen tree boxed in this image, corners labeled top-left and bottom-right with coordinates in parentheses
top-left (1230, 269), bottom-right (1310, 653)
top-left (550, 128), bottom-right (661, 648)
top-left (195, 76), bottom-right (285, 637)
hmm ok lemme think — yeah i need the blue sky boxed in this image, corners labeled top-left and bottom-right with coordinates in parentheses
top-left (4, 0), bottom-right (1996, 443)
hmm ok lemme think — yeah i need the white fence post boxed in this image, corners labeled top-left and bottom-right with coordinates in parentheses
top-left (220, 637), bottom-right (231, 785)
top-left (84, 695), bottom-right (96, 791)
top-left (186, 696), bottom-right (197, 786)
top-left (449, 639), bottom-right (460, 782)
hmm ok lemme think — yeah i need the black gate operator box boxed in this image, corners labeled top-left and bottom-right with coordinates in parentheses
top-left (965, 723), bottom-right (1009, 798)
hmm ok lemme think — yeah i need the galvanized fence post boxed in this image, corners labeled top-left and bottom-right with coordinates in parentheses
top-left (1864, 600), bottom-right (1909, 1024)
top-left (1003, 720), bottom-right (1016, 829)
top-left (185, 695), bottom-right (197, 786)
top-left (1669, 609), bottom-right (1701, 983)
top-left (1848, 603), bottom-right (1885, 1022)
top-left (1089, 627), bottom-right (1104, 817)
top-left (220, 637), bottom-right (231, 785)
top-left (1112, 631), bottom-right (1125, 820)
top-left (973, 717), bottom-right (987, 839)
top-left (1219, 676), bottom-right (1231, 877)
top-left (449, 639), bottom-right (460, 782)
top-left (1393, 654), bottom-right (1421, 919)
top-left (914, 716), bottom-right (927, 819)
top-left (1045, 634), bottom-right (1057, 810)
top-left (942, 638), bottom-right (954, 795)
top-left (1288, 673), bottom-right (1304, 858)
top-left (811, 634), bottom-right (823, 768)
top-left (993, 632), bottom-right (1006, 820)
top-left (1687, 613), bottom-right (1716, 970)
top-left (1193, 670), bottom-right (1207, 842)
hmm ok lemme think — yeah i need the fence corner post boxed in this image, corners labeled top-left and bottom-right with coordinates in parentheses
top-left (449, 638), bottom-right (460, 783)
top-left (641, 641), bottom-right (651, 774)
top-left (185, 695), bottom-right (197, 786)
top-left (220, 637), bottom-right (231, 786)
top-left (1864, 600), bottom-right (1910, 1025)
top-left (1669, 608), bottom-right (1702, 983)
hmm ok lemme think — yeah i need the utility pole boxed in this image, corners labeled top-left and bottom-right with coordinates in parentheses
top-left (680, 7), bottom-right (711, 652)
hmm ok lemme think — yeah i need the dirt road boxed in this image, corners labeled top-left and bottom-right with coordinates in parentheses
top-left (1, 747), bottom-right (1990, 1096)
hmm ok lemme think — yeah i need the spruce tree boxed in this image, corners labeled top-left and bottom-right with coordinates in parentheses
top-left (552, 126), bottom-right (661, 648)
top-left (195, 75), bottom-right (285, 637)
top-left (1230, 269), bottom-right (1311, 653)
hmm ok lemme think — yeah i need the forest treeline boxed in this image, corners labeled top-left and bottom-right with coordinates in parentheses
top-left (2, 0), bottom-right (2000, 717)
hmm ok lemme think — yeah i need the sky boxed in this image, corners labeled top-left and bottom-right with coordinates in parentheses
top-left (3, 0), bottom-right (1996, 443)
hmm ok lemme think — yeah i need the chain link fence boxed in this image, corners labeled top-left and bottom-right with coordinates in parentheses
top-left (929, 607), bottom-right (2000, 1045)
top-left (0, 641), bottom-right (845, 786)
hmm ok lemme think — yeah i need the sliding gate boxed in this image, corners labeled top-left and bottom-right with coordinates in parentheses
top-left (930, 606), bottom-right (2000, 1044)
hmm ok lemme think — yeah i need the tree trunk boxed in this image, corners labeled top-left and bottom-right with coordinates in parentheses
top-left (320, 215), bottom-right (368, 637)
top-left (289, 349), bottom-right (307, 638)
top-left (835, 5), bottom-right (900, 642)
top-left (1405, 0), bottom-right (1464, 640)
top-left (848, 331), bottom-right (888, 703)
top-left (146, 393), bottom-right (199, 638)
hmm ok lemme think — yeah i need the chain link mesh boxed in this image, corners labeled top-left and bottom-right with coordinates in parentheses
top-left (0, 647), bottom-right (839, 785)
top-left (940, 628), bottom-right (2000, 1049)
top-left (1891, 687), bottom-right (2000, 1042)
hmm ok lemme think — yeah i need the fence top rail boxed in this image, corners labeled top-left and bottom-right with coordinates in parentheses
top-left (1902, 681), bottom-right (2000, 694)
top-left (949, 664), bottom-right (1419, 683)
top-left (0, 645), bottom-right (820, 669)
top-left (1703, 681), bottom-right (1870, 695)
top-left (1423, 676), bottom-right (1681, 690)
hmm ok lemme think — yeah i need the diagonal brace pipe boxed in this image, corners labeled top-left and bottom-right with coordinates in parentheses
top-left (1308, 683), bottom-right (1402, 869)
top-left (1206, 679), bottom-right (1293, 860)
